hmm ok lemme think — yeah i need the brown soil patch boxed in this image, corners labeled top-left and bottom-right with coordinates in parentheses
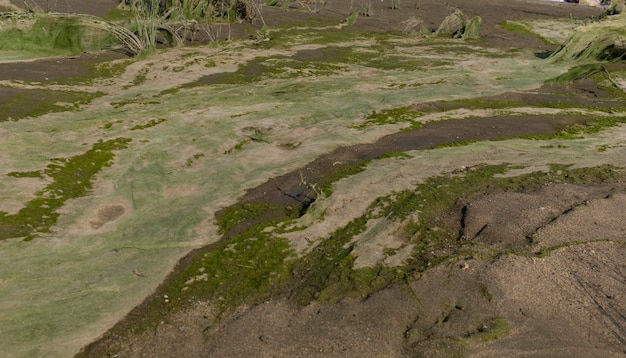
top-left (0, 51), bottom-right (126, 82)
top-left (90, 204), bottom-right (126, 229)
top-left (9, 0), bottom-right (119, 17)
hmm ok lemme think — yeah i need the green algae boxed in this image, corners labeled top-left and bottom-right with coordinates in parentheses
top-left (288, 163), bottom-right (626, 306)
top-left (0, 138), bottom-right (131, 241)
top-left (354, 105), bottom-right (424, 129)
top-left (0, 88), bottom-right (103, 122)
top-left (167, 225), bottom-right (293, 315)
top-left (217, 203), bottom-right (295, 235)
top-left (468, 317), bottom-right (510, 342)
top-left (499, 20), bottom-right (555, 45)
top-left (116, 218), bottom-right (294, 334)
top-left (189, 54), bottom-right (346, 86)
top-left (130, 117), bottom-right (168, 130)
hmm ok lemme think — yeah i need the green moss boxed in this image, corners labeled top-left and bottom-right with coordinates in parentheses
top-left (130, 118), bottom-right (167, 130)
top-left (0, 138), bottom-right (131, 241)
top-left (157, 87), bottom-right (180, 96)
top-left (210, 159), bottom-right (622, 312)
top-left (7, 170), bottom-right (44, 178)
top-left (217, 203), bottom-right (294, 235)
top-left (288, 215), bottom-right (366, 306)
top-left (301, 164), bottom-right (624, 305)
top-left (259, 28), bottom-right (374, 50)
top-left (499, 21), bottom-right (554, 45)
top-left (319, 162), bottom-right (368, 194)
top-left (317, 264), bottom-right (399, 303)
top-left (123, 67), bottom-right (149, 89)
top-left (479, 284), bottom-right (493, 303)
top-left (376, 152), bottom-right (413, 160)
top-left (533, 241), bottom-right (579, 258)
top-left (553, 117), bottom-right (622, 139)
top-left (189, 32), bottom-right (467, 88)
top-left (354, 106), bottom-right (424, 129)
top-left (110, 96), bottom-right (161, 108)
top-left (288, 166), bottom-right (508, 306)
top-left (49, 58), bottom-right (131, 86)
top-left (189, 54), bottom-right (346, 86)
top-left (468, 317), bottom-right (510, 342)
top-left (112, 158), bottom-right (623, 335)
top-left (0, 88), bottom-right (103, 122)
top-left (185, 152), bottom-right (205, 166)
top-left (166, 227), bottom-right (293, 313)
top-left (121, 220), bottom-right (293, 333)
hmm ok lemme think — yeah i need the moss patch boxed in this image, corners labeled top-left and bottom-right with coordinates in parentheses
top-left (499, 21), bottom-right (554, 45)
top-left (288, 163), bottom-right (625, 305)
top-left (0, 87), bottom-right (102, 121)
top-left (354, 105), bottom-right (424, 129)
top-left (0, 138), bottom-right (131, 241)
top-left (468, 317), bottom-right (510, 342)
top-left (130, 118), bottom-right (167, 130)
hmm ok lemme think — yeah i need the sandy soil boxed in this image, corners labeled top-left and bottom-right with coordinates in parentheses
top-left (2, 0), bottom-right (624, 357)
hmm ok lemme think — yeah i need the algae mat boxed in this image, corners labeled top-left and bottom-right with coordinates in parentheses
top-left (1, 19), bottom-right (626, 358)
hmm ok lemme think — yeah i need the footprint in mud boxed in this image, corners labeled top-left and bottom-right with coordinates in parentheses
top-left (90, 205), bottom-right (126, 229)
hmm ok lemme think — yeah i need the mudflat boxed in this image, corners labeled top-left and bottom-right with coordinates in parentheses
top-left (0, 0), bottom-right (624, 357)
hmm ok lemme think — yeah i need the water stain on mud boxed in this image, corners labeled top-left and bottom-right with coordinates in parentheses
top-left (90, 204), bottom-right (126, 229)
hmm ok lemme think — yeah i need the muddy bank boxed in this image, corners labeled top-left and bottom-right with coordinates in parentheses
top-left (0, 0), bottom-right (622, 357)
top-left (225, 80), bottom-right (625, 237)
top-left (9, 0), bottom-right (119, 17)
top-left (0, 51), bottom-right (126, 82)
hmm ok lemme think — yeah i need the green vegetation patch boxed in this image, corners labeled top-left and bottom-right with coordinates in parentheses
top-left (167, 226), bottom-right (292, 314)
top-left (190, 54), bottom-right (346, 85)
top-left (0, 87), bottom-right (103, 122)
top-left (288, 163), bottom-right (625, 305)
top-left (547, 63), bottom-right (609, 84)
top-left (553, 116), bottom-right (623, 139)
top-left (0, 17), bottom-right (85, 56)
top-left (499, 20), bottom-right (555, 45)
top-left (123, 220), bottom-right (293, 333)
top-left (354, 105), bottom-right (424, 129)
top-left (190, 31), bottom-right (468, 87)
top-left (259, 28), bottom-right (378, 50)
top-left (550, 15), bottom-right (626, 62)
top-left (0, 138), bottom-right (131, 241)
top-left (130, 118), bottom-right (168, 130)
top-left (217, 202), bottom-right (296, 235)
top-left (468, 317), bottom-right (510, 342)
top-left (98, 156), bottom-right (624, 336)
top-left (546, 64), bottom-right (626, 98)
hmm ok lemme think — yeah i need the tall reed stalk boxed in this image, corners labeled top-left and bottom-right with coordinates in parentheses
top-left (130, 0), bottom-right (161, 51)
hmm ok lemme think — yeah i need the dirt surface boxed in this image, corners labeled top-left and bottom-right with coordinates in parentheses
top-left (3, 0), bottom-right (625, 357)
top-left (0, 51), bottom-right (126, 82)
top-left (9, 0), bottom-right (119, 16)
